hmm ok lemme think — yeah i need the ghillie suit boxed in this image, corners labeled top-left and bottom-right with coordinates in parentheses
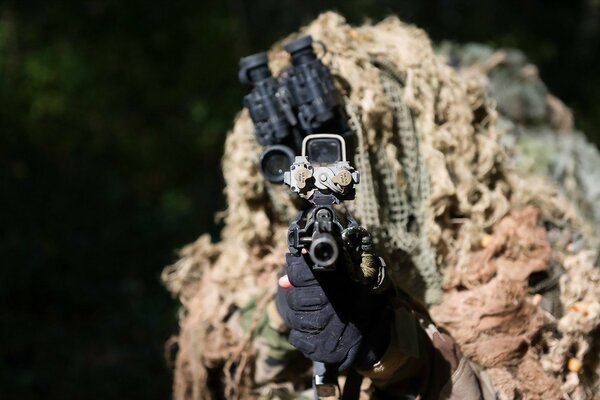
top-left (432, 43), bottom-right (600, 399)
top-left (162, 12), bottom-right (600, 400)
top-left (439, 42), bottom-right (600, 230)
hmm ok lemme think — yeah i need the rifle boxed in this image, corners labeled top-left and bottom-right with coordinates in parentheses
top-left (284, 133), bottom-right (369, 400)
top-left (240, 35), bottom-right (370, 400)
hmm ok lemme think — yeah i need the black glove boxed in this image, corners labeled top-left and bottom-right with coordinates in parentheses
top-left (275, 252), bottom-right (391, 371)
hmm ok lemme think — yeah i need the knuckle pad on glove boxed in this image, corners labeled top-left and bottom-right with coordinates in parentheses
top-left (321, 320), bottom-right (350, 353)
top-left (287, 286), bottom-right (327, 311)
top-left (293, 310), bottom-right (332, 332)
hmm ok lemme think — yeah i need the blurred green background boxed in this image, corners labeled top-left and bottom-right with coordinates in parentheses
top-left (1, 1), bottom-right (598, 399)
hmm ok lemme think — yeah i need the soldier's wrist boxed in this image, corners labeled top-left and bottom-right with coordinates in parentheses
top-left (355, 303), bottom-right (426, 383)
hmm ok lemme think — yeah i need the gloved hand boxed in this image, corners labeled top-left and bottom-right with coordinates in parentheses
top-left (275, 252), bottom-right (392, 371)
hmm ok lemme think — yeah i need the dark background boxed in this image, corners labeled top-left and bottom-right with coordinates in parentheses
top-left (1, 1), bottom-right (598, 399)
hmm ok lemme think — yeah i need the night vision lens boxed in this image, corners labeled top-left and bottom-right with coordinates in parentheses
top-left (306, 138), bottom-right (342, 163)
top-left (258, 145), bottom-right (295, 183)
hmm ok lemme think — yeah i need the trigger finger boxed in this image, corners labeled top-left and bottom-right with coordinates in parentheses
top-left (288, 330), bottom-right (316, 356)
top-left (286, 253), bottom-right (317, 287)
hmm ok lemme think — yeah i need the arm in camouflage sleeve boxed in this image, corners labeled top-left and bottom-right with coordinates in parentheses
top-left (357, 293), bottom-right (497, 399)
top-left (272, 252), bottom-right (496, 399)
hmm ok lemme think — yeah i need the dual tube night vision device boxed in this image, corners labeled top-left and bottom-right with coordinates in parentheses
top-left (238, 35), bottom-right (352, 183)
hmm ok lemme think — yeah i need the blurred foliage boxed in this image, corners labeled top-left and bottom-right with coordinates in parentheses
top-left (0, 1), bottom-right (598, 399)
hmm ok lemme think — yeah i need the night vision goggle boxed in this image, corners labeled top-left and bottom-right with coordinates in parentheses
top-left (239, 35), bottom-right (353, 183)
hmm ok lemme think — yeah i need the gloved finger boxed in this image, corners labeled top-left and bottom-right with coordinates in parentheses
top-left (288, 330), bottom-right (316, 356)
top-left (337, 341), bottom-right (361, 371)
top-left (286, 286), bottom-right (327, 311)
top-left (289, 329), bottom-right (346, 366)
top-left (317, 324), bottom-right (362, 369)
top-left (291, 310), bottom-right (332, 332)
top-left (285, 253), bottom-right (317, 287)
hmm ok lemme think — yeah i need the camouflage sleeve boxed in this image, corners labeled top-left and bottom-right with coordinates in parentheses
top-left (251, 299), bottom-right (299, 386)
top-left (240, 298), bottom-right (315, 400)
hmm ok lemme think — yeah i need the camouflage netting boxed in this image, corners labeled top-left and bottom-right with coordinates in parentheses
top-left (162, 12), bottom-right (600, 400)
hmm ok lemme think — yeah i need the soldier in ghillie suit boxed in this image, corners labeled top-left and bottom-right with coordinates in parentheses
top-left (163, 13), bottom-right (600, 400)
